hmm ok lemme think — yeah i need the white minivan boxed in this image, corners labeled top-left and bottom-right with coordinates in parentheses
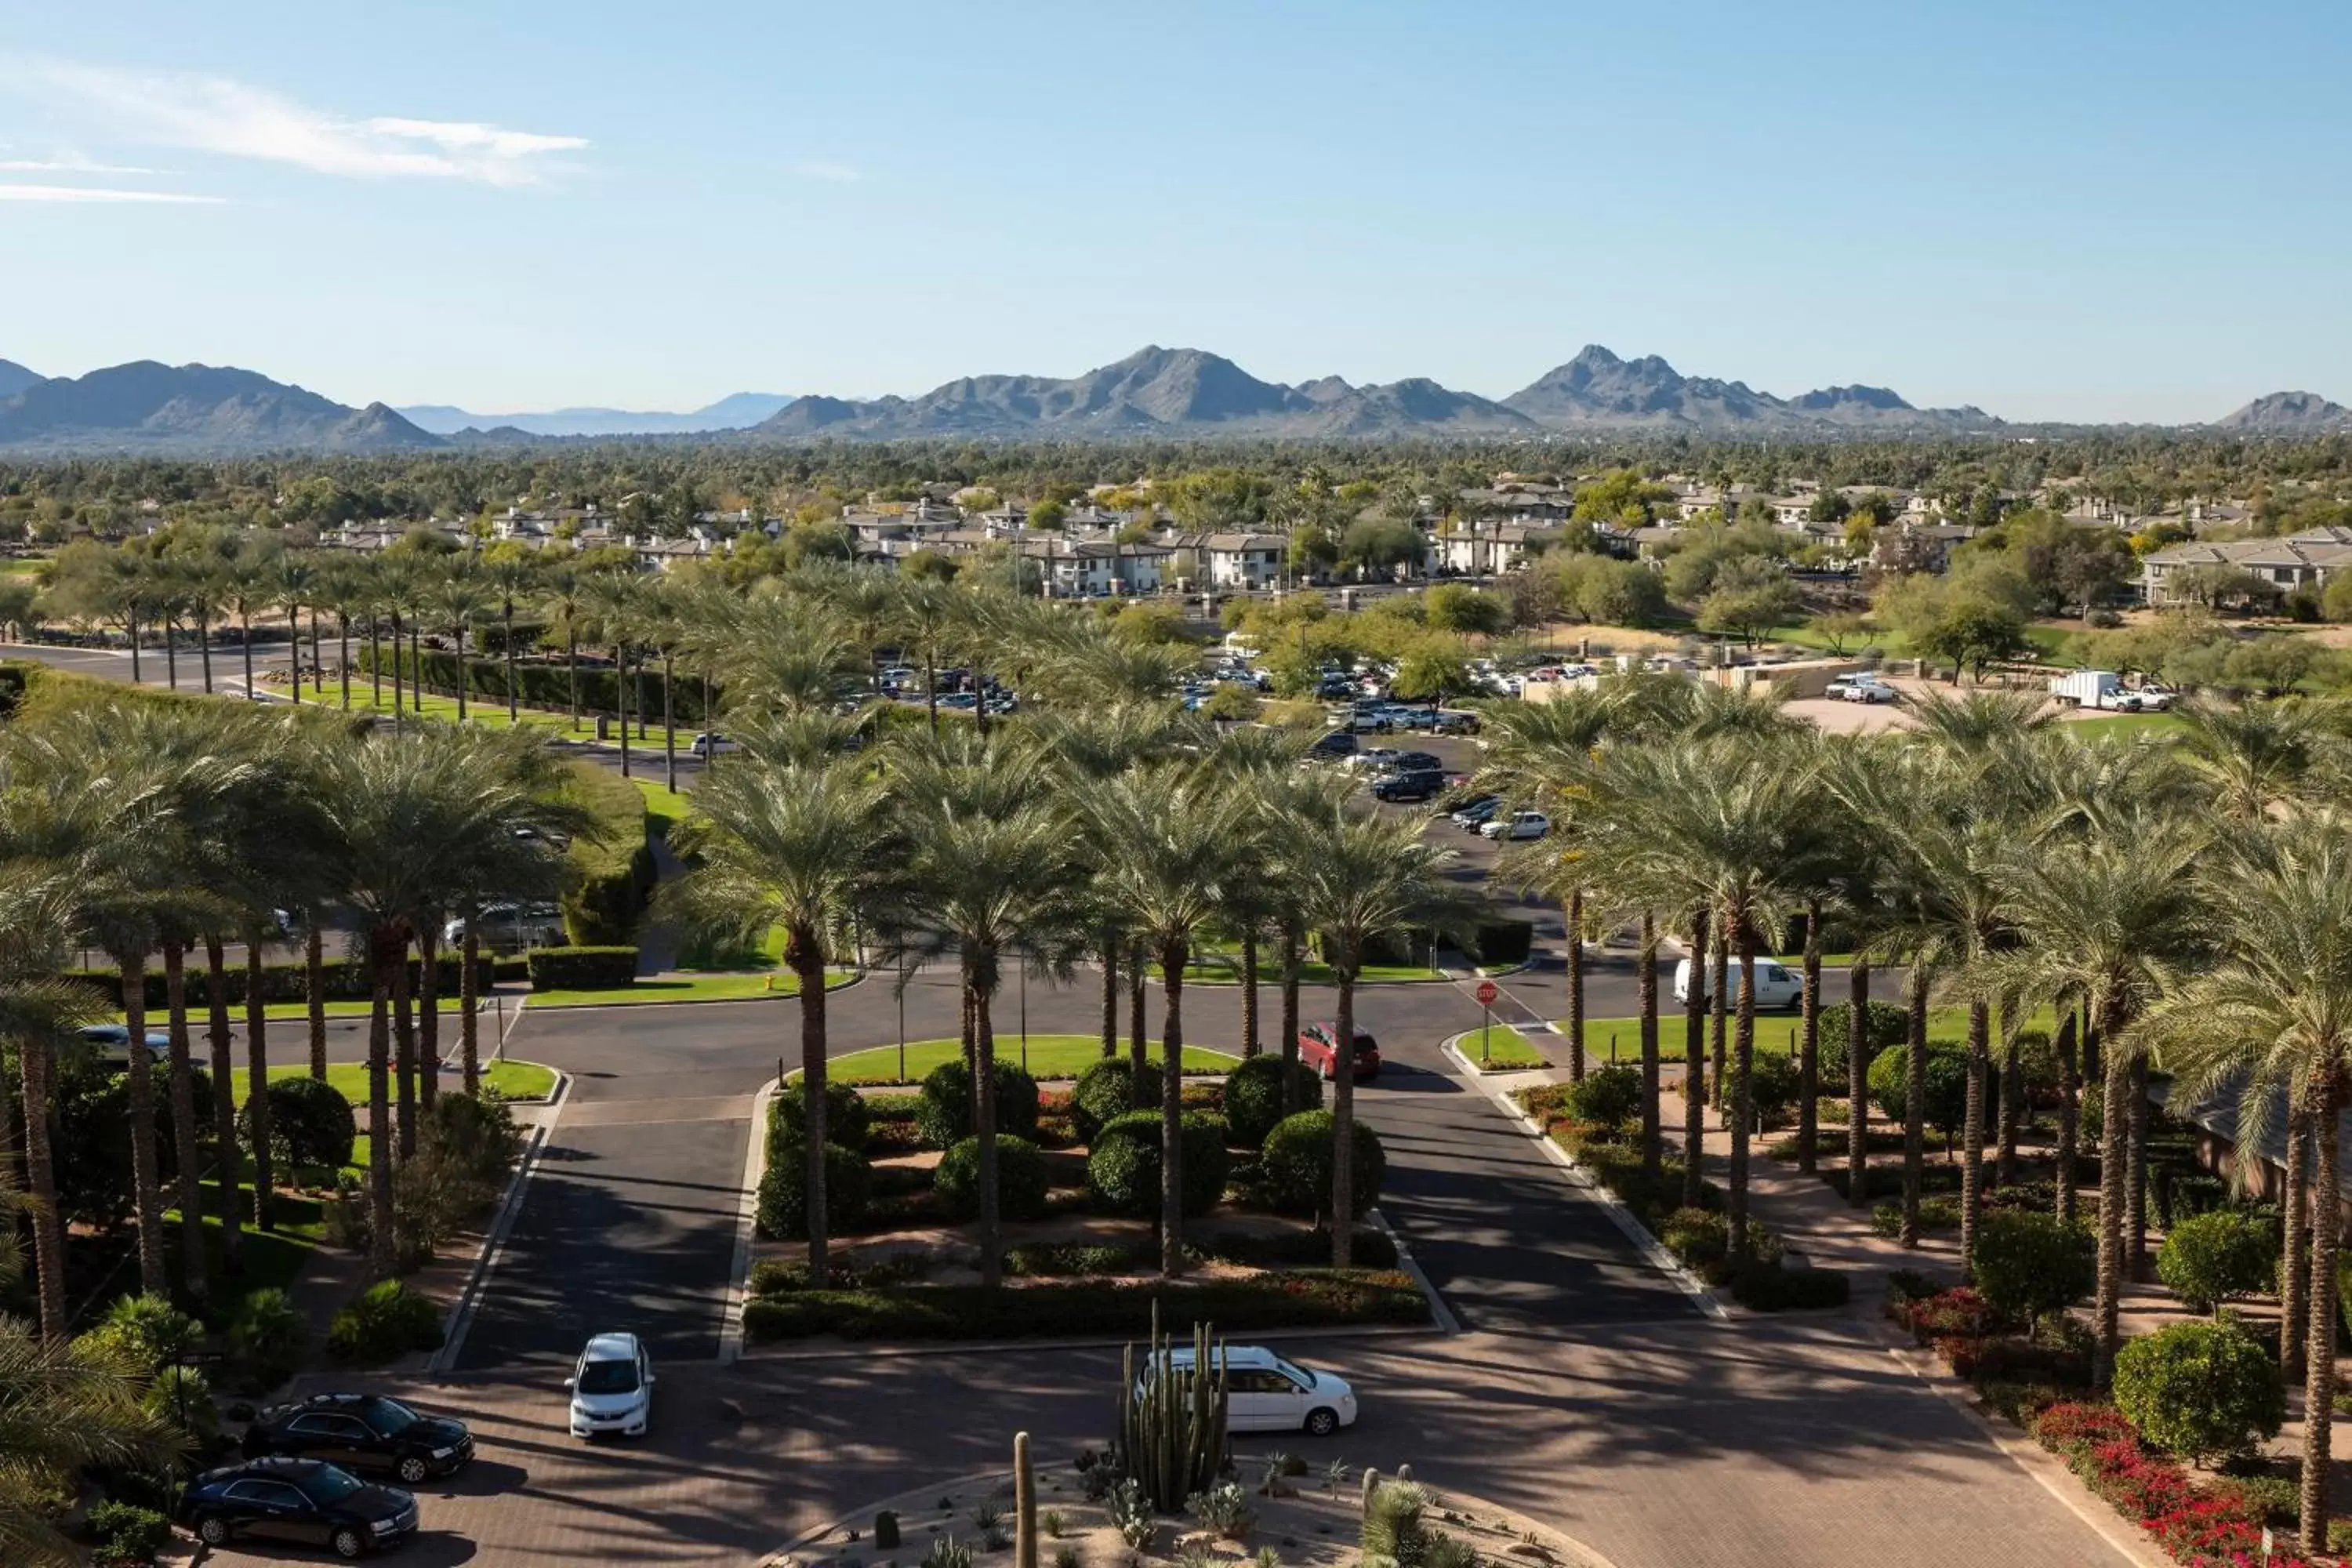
top-left (1145, 1345), bottom-right (1359, 1436)
top-left (1671, 956), bottom-right (1805, 1011)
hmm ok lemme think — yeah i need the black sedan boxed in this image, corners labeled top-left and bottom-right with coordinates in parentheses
top-left (243, 1393), bottom-right (474, 1483)
top-left (176, 1457), bottom-right (417, 1558)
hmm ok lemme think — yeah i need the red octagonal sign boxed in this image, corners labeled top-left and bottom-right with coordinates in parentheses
top-left (1475, 981), bottom-right (1499, 1007)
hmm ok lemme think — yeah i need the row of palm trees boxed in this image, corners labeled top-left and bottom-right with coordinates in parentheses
top-left (1479, 679), bottom-right (2352, 1557)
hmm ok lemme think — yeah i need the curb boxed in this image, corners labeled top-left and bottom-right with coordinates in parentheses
top-left (1369, 1207), bottom-right (1460, 1334)
top-left (1439, 1027), bottom-right (1553, 1076)
top-left (430, 1069), bottom-right (570, 1373)
top-left (739, 1319), bottom-right (1443, 1363)
top-left (1442, 1041), bottom-right (1727, 1321)
top-left (521, 971), bottom-right (866, 1012)
top-left (720, 1076), bottom-right (780, 1365)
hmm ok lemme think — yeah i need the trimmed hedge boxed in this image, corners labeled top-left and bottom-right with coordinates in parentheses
top-left (62, 953), bottom-right (496, 1012)
top-left (935, 1134), bottom-right (1050, 1222)
top-left (742, 1269), bottom-right (1430, 1342)
top-left (1073, 1057), bottom-right (1151, 1142)
top-left (1222, 1054), bottom-right (1322, 1148)
top-left (916, 1059), bottom-right (1041, 1149)
top-left (525, 946), bottom-right (640, 991)
top-left (769, 1078), bottom-right (871, 1159)
top-left (559, 759), bottom-right (655, 946)
top-left (755, 1142), bottom-right (872, 1240)
top-left (1261, 1110), bottom-right (1385, 1219)
top-left (242, 1076), bottom-right (356, 1171)
top-left (1817, 1000), bottom-right (1906, 1086)
top-left (1470, 919), bottom-right (1535, 967)
top-left (354, 643), bottom-right (713, 727)
top-left (1087, 1109), bottom-right (1232, 1218)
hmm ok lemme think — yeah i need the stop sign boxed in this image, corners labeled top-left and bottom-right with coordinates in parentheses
top-left (1475, 980), bottom-right (1499, 1007)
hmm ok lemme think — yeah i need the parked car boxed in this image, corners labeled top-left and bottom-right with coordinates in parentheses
top-left (689, 731), bottom-right (735, 757)
top-left (1479, 810), bottom-right (1551, 840)
top-left (441, 902), bottom-right (564, 953)
top-left (1298, 1021), bottom-right (1380, 1080)
top-left (1671, 956), bottom-right (1806, 1011)
top-left (175, 1457), bottom-right (418, 1559)
top-left (566, 1332), bottom-right (655, 1438)
top-left (1378, 750), bottom-right (1443, 775)
top-left (1370, 768), bottom-right (1446, 803)
top-left (1825, 673), bottom-right (1896, 705)
top-left (74, 1024), bottom-right (169, 1072)
top-left (242, 1393), bottom-right (474, 1484)
top-left (1306, 731), bottom-right (1359, 760)
top-left (1430, 710), bottom-right (1482, 735)
top-left (1147, 1345), bottom-right (1359, 1435)
top-left (1345, 748), bottom-right (1402, 774)
top-left (1444, 793), bottom-right (1501, 827)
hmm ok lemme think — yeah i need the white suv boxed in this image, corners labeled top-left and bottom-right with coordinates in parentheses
top-left (566, 1333), bottom-right (654, 1438)
top-left (1826, 673), bottom-right (1896, 704)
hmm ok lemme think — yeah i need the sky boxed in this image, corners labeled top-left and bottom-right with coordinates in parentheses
top-left (2, 1), bottom-right (2347, 424)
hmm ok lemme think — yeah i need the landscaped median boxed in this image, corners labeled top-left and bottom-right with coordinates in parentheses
top-left (1446, 1023), bottom-right (1552, 1072)
top-left (829, 1035), bottom-right (1236, 1086)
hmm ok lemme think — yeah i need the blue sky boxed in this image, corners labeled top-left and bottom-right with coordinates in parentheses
top-left (2, 2), bottom-right (2345, 423)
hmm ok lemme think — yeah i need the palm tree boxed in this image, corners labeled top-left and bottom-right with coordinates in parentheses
top-left (430, 568), bottom-right (492, 723)
top-left (667, 755), bottom-right (895, 1286)
top-left (269, 550), bottom-right (320, 705)
top-left (535, 561), bottom-right (592, 731)
top-left (2175, 695), bottom-right (2325, 820)
top-left (2139, 822), bottom-right (2352, 1558)
top-left (1282, 793), bottom-right (1464, 1265)
top-left (1087, 767), bottom-right (1244, 1275)
top-left (481, 551), bottom-right (539, 724)
top-left (0, 848), bottom-right (103, 1339)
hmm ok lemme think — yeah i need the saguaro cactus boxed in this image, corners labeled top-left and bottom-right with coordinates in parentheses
top-left (1014, 1432), bottom-right (1037, 1568)
top-left (1115, 1305), bottom-right (1229, 1511)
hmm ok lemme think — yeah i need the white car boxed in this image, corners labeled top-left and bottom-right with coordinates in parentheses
top-left (1826, 674), bottom-right (1896, 704)
top-left (566, 1332), bottom-right (654, 1438)
top-left (1480, 810), bottom-right (1550, 841)
top-left (1149, 1346), bottom-right (1358, 1436)
top-left (1671, 956), bottom-right (1806, 1011)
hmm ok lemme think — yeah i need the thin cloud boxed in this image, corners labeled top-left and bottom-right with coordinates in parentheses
top-left (791, 159), bottom-right (863, 183)
top-left (5, 58), bottom-right (586, 187)
top-left (0, 157), bottom-right (159, 174)
top-left (0, 183), bottom-right (222, 203)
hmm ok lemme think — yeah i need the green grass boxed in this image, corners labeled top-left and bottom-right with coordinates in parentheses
top-left (230, 1058), bottom-right (557, 1110)
top-left (824, 1035), bottom-right (1239, 1085)
top-left (0, 557), bottom-right (46, 576)
top-left (1459, 1023), bottom-right (1550, 1069)
top-left (527, 967), bottom-right (855, 1007)
top-left (1155, 956), bottom-right (1445, 985)
top-left (2066, 711), bottom-right (2187, 739)
top-left (1556, 1002), bottom-right (2062, 1065)
top-left (110, 995), bottom-right (485, 1025)
top-left (633, 776), bottom-right (694, 836)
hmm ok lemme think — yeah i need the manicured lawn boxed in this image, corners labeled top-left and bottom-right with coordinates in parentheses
top-left (1157, 956), bottom-right (1446, 985)
top-left (633, 776), bottom-right (694, 836)
top-left (1556, 1003), bottom-right (2062, 1064)
top-left (1459, 1023), bottom-right (1550, 1069)
top-left (111, 995), bottom-right (488, 1025)
top-left (234, 1058), bottom-right (557, 1109)
top-left (2066, 711), bottom-right (2187, 739)
top-left (528, 967), bottom-right (855, 1007)
top-left (825, 1035), bottom-right (1239, 1085)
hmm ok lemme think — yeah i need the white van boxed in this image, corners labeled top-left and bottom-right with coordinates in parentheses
top-left (1671, 956), bottom-right (1805, 1011)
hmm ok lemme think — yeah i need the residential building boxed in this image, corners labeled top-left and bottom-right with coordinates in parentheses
top-left (2140, 530), bottom-right (2352, 604)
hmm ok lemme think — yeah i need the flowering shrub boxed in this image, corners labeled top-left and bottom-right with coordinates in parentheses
top-left (2022, 1403), bottom-right (2314, 1568)
top-left (1896, 1286), bottom-right (2001, 1345)
top-left (2028, 1400), bottom-right (2134, 1454)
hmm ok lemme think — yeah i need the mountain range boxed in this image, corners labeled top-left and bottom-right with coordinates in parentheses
top-left (0, 347), bottom-right (2339, 452)
top-left (394, 392), bottom-right (795, 437)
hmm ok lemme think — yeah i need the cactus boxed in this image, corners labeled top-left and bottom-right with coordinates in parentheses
top-left (1114, 1304), bottom-right (1229, 1512)
top-left (1360, 1468), bottom-right (1381, 1517)
top-left (1014, 1432), bottom-right (1038, 1568)
top-left (877, 1511), bottom-right (901, 1550)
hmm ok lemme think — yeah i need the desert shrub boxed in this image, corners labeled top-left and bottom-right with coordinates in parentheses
top-left (1565, 1064), bottom-right (1642, 1132)
top-left (87, 1501), bottom-right (170, 1565)
top-left (326, 1280), bottom-right (445, 1365)
top-left (1087, 1111), bottom-right (1231, 1218)
top-left (78, 1294), bottom-right (198, 1381)
top-left (1972, 1209), bottom-right (2096, 1327)
top-left (936, 1134), bottom-right (1050, 1223)
top-left (916, 1060), bottom-right (1041, 1149)
top-left (771, 1078), bottom-right (871, 1158)
top-left (2113, 1320), bottom-right (2285, 1465)
top-left (1867, 1044), bottom-right (1970, 1142)
top-left (2157, 1210), bottom-right (2279, 1316)
top-left (756, 1142), bottom-right (873, 1240)
top-left (1816, 1000), bottom-right (1906, 1084)
top-left (228, 1288), bottom-right (307, 1388)
top-left (1258, 1110), bottom-right (1385, 1220)
top-left (1222, 1054), bottom-right (1322, 1148)
top-left (243, 1075), bottom-right (357, 1171)
top-left (145, 1363), bottom-right (218, 1443)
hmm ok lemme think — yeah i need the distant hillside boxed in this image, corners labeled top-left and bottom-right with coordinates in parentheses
top-left (2214, 391), bottom-right (2352, 433)
top-left (0, 360), bottom-right (44, 400)
top-left (0, 361), bottom-right (444, 454)
top-left (397, 391), bottom-right (794, 437)
top-left (1499, 346), bottom-right (1995, 432)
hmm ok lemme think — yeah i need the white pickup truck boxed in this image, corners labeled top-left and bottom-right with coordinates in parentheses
top-left (2049, 669), bottom-right (2172, 712)
top-left (1825, 672), bottom-right (1896, 704)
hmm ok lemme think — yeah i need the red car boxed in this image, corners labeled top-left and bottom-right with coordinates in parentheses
top-left (1298, 1022), bottom-right (1381, 1080)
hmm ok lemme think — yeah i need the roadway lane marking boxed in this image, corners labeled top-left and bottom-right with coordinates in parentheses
top-left (432, 1070), bottom-right (572, 1372)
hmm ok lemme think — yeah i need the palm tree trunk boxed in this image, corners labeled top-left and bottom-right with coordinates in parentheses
top-left (198, 610), bottom-right (213, 693)
top-left (1331, 966), bottom-right (1359, 1269)
top-left (240, 611), bottom-right (255, 699)
top-left (1728, 909), bottom-right (1758, 1269)
top-left (454, 624), bottom-right (468, 720)
top-left (203, 935), bottom-right (244, 1272)
top-left (165, 615), bottom-right (178, 688)
top-left (2054, 1007), bottom-right (2081, 1225)
top-left (122, 953), bottom-right (168, 1297)
top-left (1682, 905), bottom-right (1708, 1207)
top-left (1128, 942), bottom-right (1149, 1110)
top-left (662, 652), bottom-right (677, 791)
top-left (1240, 931), bottom-right (1261, 1058)
top-left (793, 927), bottom-right (833, 1288)
top-left (1566, 887), bottom-right (1586, 1084)
top-left (365, 931), bottom-right (397, 1276)
top-left (1961, 999), bottom-right (1989, 1267)
top-left (2299, 1072), bottom-right (2341, 1559)
top-left (393, 953), bottom-right (417, 1161)
top-left (1160, 937), bottom-right (1189, 1276)
top-left (925, 652), bottom-right (939, 736)
top-left (567, 626), bottom-right (580, 731)
top-left (245, 930), bottom-right (274, 1233)
top-left (1798, 898), bottom-right (1820, 1174)
top-left (1996, 1003), bottom-right (2022, 1187)
top-left (975, 978), bottom-right (1002, 1287)
top-left (339, 614), bottom-right (351, 708)
top-left (2092, 996), bottom-right (2130, 1385)
top-left (22, 1026), bottom-right (65, 1338)
top-left (618, 646), bottom-right (632, 777)
top-left (634, 657), bottom-right (648, 739)
top-left (162, 939), bottom-right (207, 1301)
top-left (504, 601), bottom-right (518, 722)
top-left (1279, 924), bottom-right (1303, 1115)
top-left (1901, 965), bottom-right (1929, 1250)
top-left (411, 624), bottom-right (424, 713)
top-left (2282, 1095), bottom-right (2310, 1379)
top-left (127, 608), bottom-right (142, 684)
top-left (369, 617), bottom-right (383, 710)
top-left (2125, 1054), bottom-right (2150, 1279)
top-left (960, 967), bottom-right (976, 1079)
top-left (1099, 928), bottom-right (1119, 1059)
top-left (460, 920), bottom-right (481, 1097)
top-left (312, 605), bottom-right (325, 696)
top-left (416, 931), bottom-right (441, 1112)
top-left (1639, 913), bottom-right (1661, 1181)
top-left (306, 922), bottom-right (328, 1079)
top-left (1848, 960), bottom-right (1871, 1209)
top-left (1708, 922), bottom-right (1729, 1106)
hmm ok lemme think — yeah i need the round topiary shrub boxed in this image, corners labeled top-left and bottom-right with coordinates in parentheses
top-left (1748, 1054), bottom-right (1802, 1127)
top-left (245, 1075), bottom-right (357, 1171)
top-left (325, 1280), bottom-right (445, 1365)
top-left (2114, 1319), bottom-right (2285, 1465)
top-left (1222, 1054), bottom-right (1322, 1148)
top-left (1260, 1109), bottom-right (1385, 1220)
top-left (935, 1134), bottom-right (1050, 1223)
top-left (1817, 1000), bottom-right (1906, 1086)
top-left (755, 1142), bottom-right (873, 1240)
top-left (1970, 1208), bottom-right (2096, 1327)
top-left (2157, 1209), bottom-right (2279, 1316)
top-left (1867, 1044), bottom-right (1970, 1142)
top-left (1073, 1057), bottom-right (1153, 1143)
top-left (1566, 1063), bottom-right (1642, 1132)
top-left (916, 1059), bottom-right (1041, 1149)
top-left (769, 1077), bottom-right (871, 1159)
top-left (1086, 1109), bottom-right (1231, 1218)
